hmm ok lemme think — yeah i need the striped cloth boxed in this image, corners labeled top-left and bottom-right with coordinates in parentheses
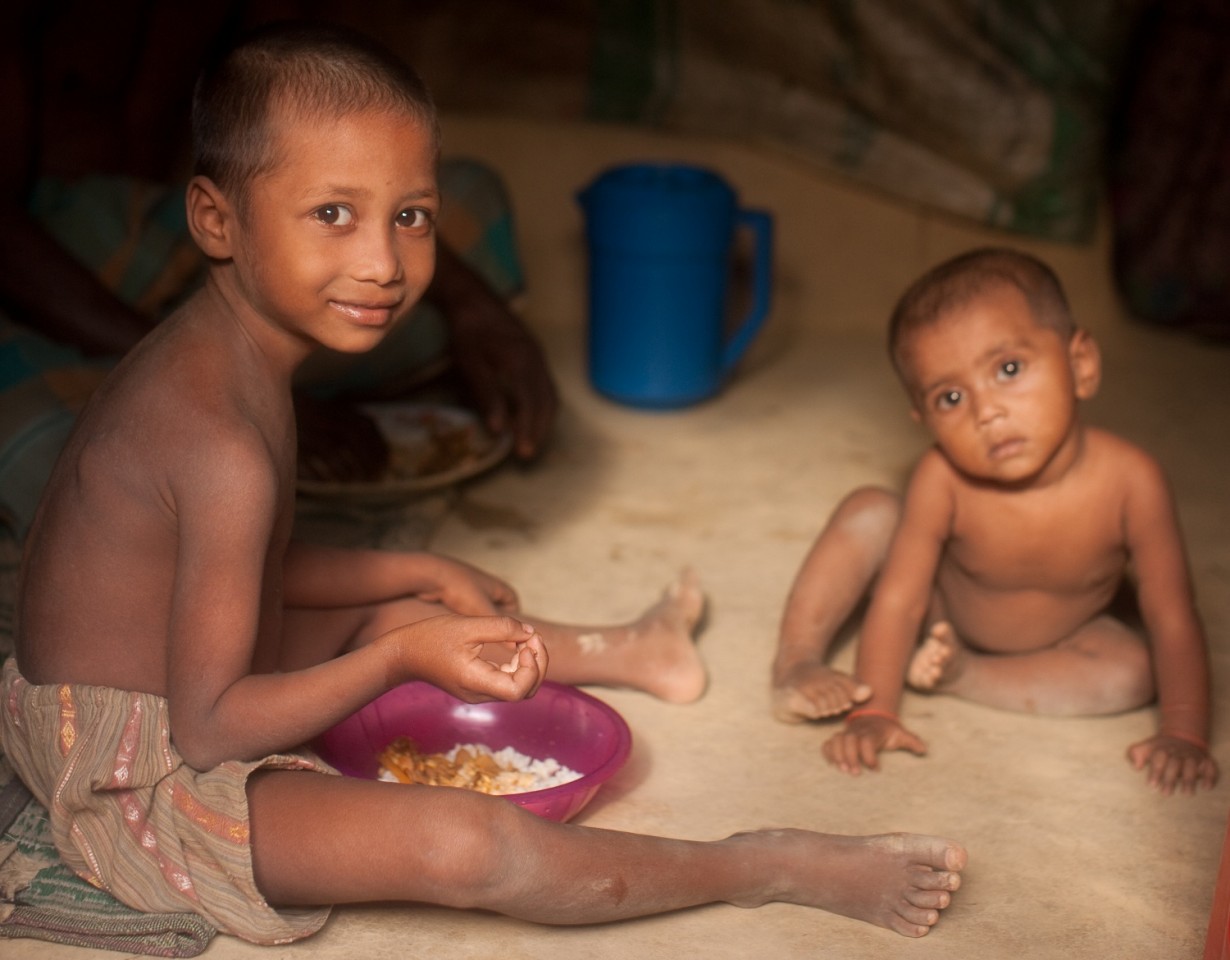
top-left (0, 659), bottom-right (335, 945)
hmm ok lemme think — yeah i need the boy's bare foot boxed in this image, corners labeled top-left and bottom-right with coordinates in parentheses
top-left (567, 569), bottom-right (707, 703)
top-left (907, 622), bottom-right (964, 692)
top-left (731, 830), bottom-right (966, 937)
top-left (630, 568), bottom-right (707, 703)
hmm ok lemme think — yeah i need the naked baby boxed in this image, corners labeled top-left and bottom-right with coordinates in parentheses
top-left (1, 21), bottom-right (965, 946)
top-left (772, 247), bottom-right (1216, 796)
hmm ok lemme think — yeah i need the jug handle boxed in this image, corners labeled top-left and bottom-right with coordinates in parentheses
top-left (721, 208), bottom-right (774, 373)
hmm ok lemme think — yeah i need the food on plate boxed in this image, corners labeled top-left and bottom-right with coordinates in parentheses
top-left (377, 736), bottom-right (582, 795)
top-left (384, 409), bottom-right (485, 480)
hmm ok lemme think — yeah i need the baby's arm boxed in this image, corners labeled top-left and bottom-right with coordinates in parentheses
top-left (1121, 452), bottom-right (1218, 794)
top-left (822, 456), bottom-right (953, 773)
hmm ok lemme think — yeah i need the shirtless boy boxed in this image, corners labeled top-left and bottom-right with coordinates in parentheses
top-left (772, 247), bottom-right (1216, 797)
top-left (1, 23), bottom-right (965, 944)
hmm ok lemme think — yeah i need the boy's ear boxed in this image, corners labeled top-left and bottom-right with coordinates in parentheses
top-left (1069, 329), bottom-right (1102, 400)
top-left (185, 175), bottom-right (236, 260)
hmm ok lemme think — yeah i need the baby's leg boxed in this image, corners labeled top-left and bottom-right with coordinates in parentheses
top-left (508, 569), bottom-right (707, 704)
top-left (907, 618), bottom-right (1155, 716)
top-left (773, 487), bottom-right (900, 721)
top-left (247, 771), bottom-right (966, 937)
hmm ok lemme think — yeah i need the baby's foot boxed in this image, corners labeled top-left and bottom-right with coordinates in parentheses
top-left (731, 830), bottom-right (966, 937)
top-left (618, 568), bottom-right (708, 703)
top-left (771, 662), bottom-right (871, 723)
top-left (906, 622), bottom-right (964, 692)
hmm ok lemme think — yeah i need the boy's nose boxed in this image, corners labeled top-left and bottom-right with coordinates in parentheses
top-left (352, 228), bottom-right (403, 285)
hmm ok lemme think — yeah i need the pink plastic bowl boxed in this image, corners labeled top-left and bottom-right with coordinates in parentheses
top-left (314, 681), bottom-right (632, 823)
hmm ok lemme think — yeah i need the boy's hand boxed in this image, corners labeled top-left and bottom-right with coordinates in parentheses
top-left (771, 661), bottom-right (872, 723)
top-left (1126, 734), bottom-right (1219, 795)
top-left (392, 613), bottom-right (547, 702)
top-left (821, 712), bottom-right (927, 775)
top-left (414, 556), bottom-right (520, 616)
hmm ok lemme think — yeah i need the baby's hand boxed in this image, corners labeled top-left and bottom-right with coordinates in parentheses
top-left (771, 661), bottom-right (871, 723)
top-left (821, 710), bottom-right (927, 776)
top-left (1126, 734), bottom-right (1218, 796)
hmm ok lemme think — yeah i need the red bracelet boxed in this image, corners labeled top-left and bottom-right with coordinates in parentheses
top-left (1167, 731), bottom-right (1210, 751)
top-left (845, 708), bottom-right (899, 725)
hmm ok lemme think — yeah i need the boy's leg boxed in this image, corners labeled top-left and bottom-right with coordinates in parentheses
top-left (907, 617), bottom-right (1155, 715)
top-left (279, 574), bottom-right (707, 703)
top-left (246, 770), bottom-right (966, 937)
top-left (513, 569), bottom-right (707, 704)
top-left (772, 487), bottom-right (900, 721)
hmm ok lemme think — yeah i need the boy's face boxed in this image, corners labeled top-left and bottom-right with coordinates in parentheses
top-left (228, 106), bottom-right (439, 356)
top-left (899, 284), bottom-right (1097, 486)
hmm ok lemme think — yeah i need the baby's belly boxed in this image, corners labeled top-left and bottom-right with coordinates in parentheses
top-left (936, 577), bottom-right (1122, 654)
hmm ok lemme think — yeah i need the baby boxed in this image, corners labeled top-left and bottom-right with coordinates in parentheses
top-left (772, 247), bottom-right (1217, 796)
top-left (1, 22), bottom-right (965, 945)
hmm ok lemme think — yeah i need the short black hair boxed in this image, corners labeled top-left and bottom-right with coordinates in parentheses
top-left (888, 247), bottom-right (1074, 380)
top-left (192, 20), bottom-right (439, 209)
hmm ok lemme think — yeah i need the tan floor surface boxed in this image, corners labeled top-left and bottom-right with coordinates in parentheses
top-left (9, 117), bottom-right (1228, 959)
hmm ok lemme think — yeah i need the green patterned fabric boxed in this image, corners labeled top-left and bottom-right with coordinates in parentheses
top-left (0, 787), bottom-right (216, 957)
top-left (395, 0), bottom-right (1140, 242)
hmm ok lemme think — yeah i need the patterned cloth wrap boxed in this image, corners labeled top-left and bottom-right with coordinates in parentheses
top-left (0, 658), bottom-right (336, 944)
top-left (0, 158), bottom-right (524, 539)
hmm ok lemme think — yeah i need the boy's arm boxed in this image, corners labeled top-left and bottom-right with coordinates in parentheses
top-left (822, 454), bottom-right (954, 773)
top-left (165, 436), bottom-right (543, 771)
top-left (1121, 452), bottom-right (1217, 792)
top-left (281, 539), bottom-right (519, 616)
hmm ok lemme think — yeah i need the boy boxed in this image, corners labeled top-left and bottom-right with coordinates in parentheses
top-left (772, 247), bottom-right (1216, 796)
top-left (0, 24), bottom-right (965, 944)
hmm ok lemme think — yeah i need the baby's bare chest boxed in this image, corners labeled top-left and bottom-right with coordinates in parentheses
top-left (943, 490), bottom-right (1129, 592)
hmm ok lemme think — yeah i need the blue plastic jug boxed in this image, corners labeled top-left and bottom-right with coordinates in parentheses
top-left (577, 163), bottom-right (773, 408)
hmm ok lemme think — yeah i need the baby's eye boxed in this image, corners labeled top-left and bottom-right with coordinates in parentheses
top-left (997, 359), bottom-right (1023, 380)
top-left (935, 389), bottom-right (962, 411)
top-left (313, 204), bottom-right (354, 226)
top-left (396, 207), bottom-right (433, 232)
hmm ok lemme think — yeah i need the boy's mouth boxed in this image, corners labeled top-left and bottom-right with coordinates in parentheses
top-left (331, 299), bottom-right (404, 327)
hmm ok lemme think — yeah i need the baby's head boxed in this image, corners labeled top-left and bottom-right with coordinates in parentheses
top-left (888, 247), bottom-right (1075, 393)
top-left (886, 247), bottom-right (1100, 485)
top-left (191, 21), bottom-right (439, 214)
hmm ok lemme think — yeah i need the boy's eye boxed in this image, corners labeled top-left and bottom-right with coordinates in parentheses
top-left (313, 204), bottom-right (353, 226)
top-left (396, 207), bottom-right (433, 231)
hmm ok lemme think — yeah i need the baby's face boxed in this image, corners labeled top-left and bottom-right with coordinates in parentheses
top-left (228, 106), bottom-right (439, 356)
top-left (900, 285), bottom-right (1087, 486)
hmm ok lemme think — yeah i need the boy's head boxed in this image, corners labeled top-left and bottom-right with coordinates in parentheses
top-left (192, 21), bottom-right (440, 213)
top-left (888, 247), bottom-right (1074, 388)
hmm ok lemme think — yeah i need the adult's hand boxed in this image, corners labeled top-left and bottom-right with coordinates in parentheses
top-left (431, 241), bottom-right (558, 461)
